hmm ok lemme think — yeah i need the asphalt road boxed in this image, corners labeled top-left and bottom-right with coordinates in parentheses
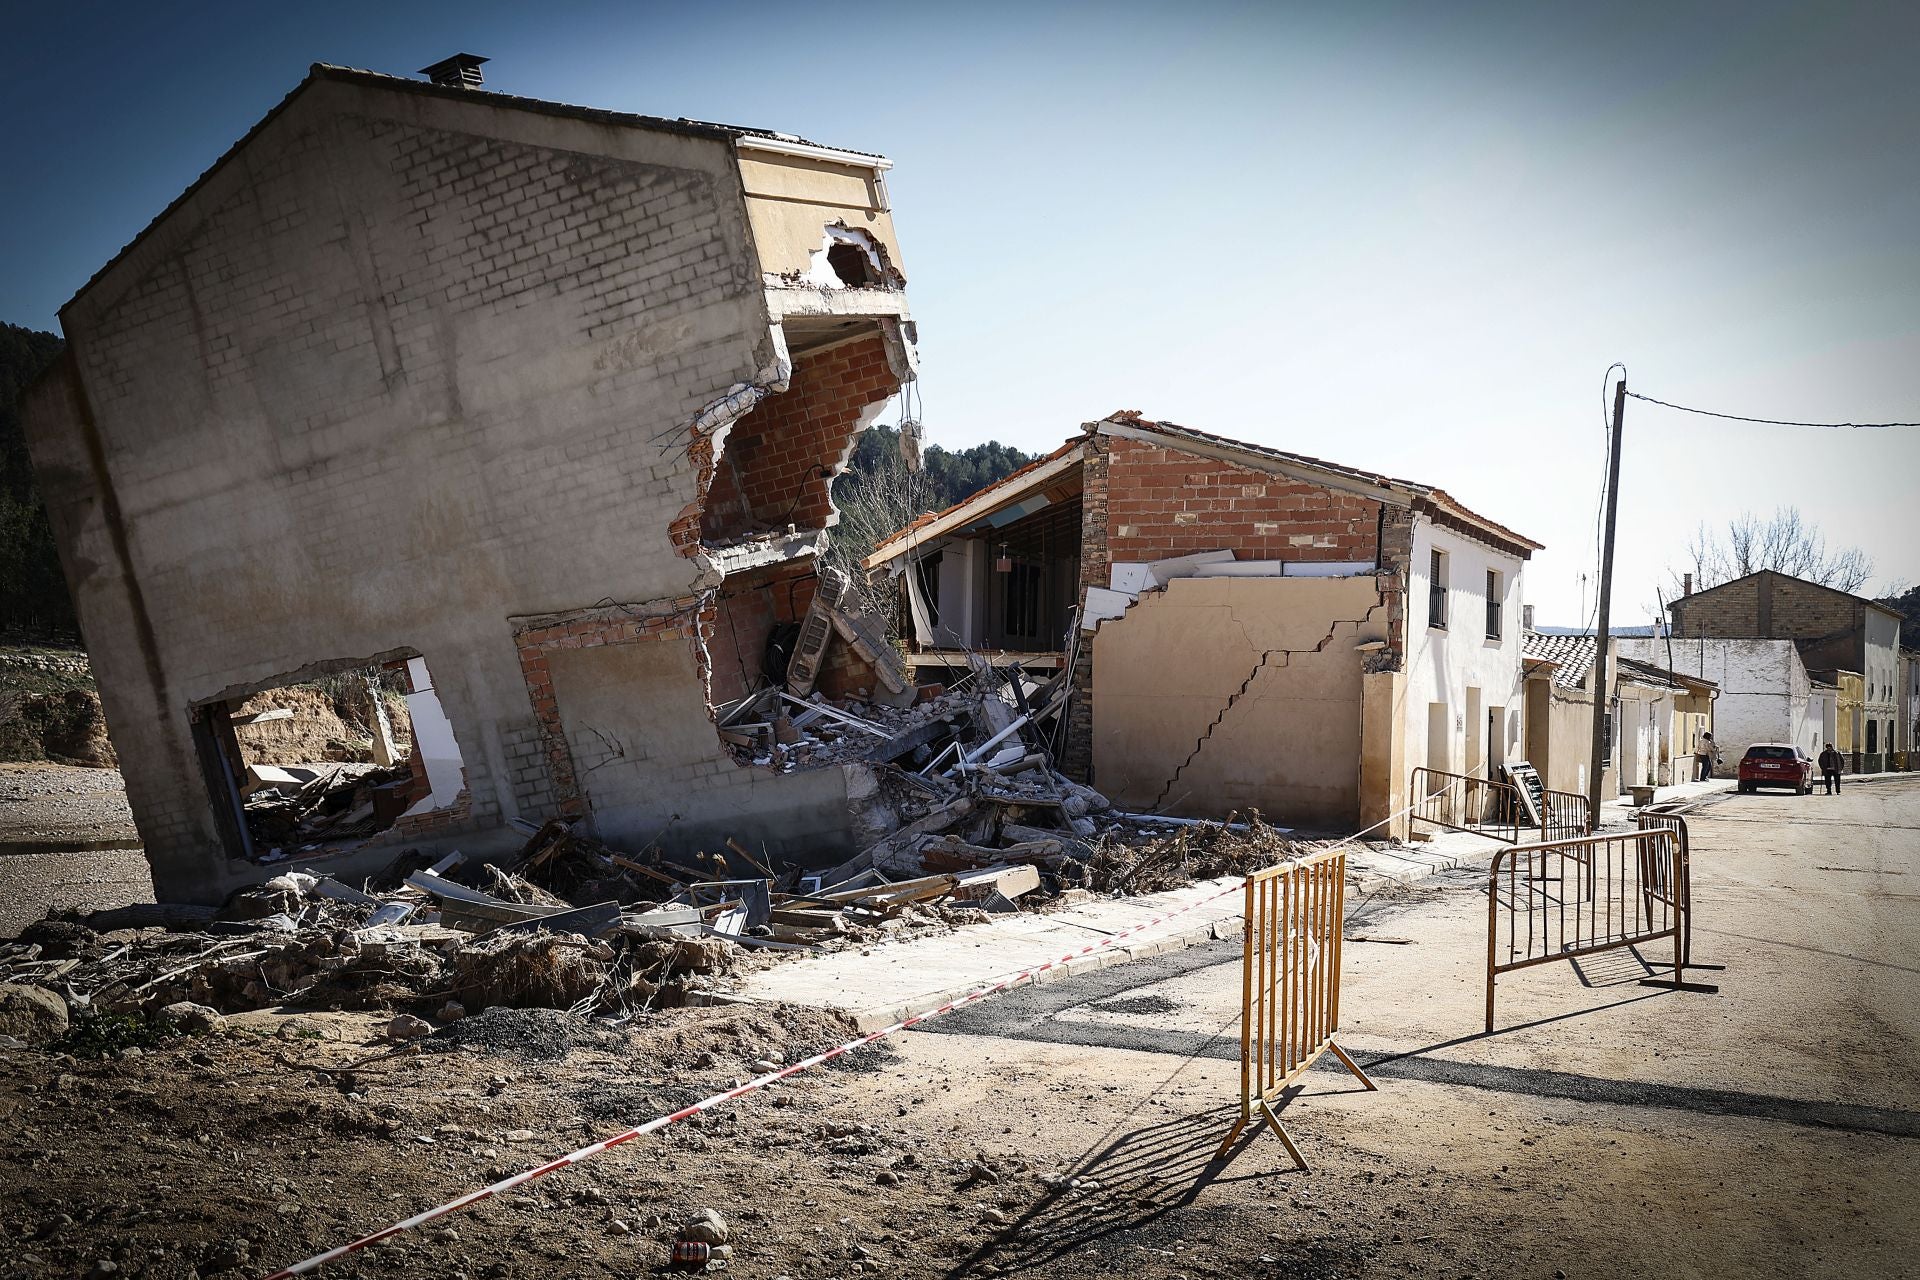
top-left (855, 774), bottom-right (1920, 1278)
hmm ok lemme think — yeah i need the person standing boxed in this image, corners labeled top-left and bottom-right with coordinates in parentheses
top-left (1819, 743), bottom-right (1843, 795)
top-left (1696, 731), bottom-right (1719, 782)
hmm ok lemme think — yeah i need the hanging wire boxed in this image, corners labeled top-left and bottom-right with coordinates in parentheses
top-left (1624, 391), bottom-right (1920, 430)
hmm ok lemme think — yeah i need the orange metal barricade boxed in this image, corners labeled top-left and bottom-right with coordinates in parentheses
top-left (1219, 848), bottom-right (1375, 1166)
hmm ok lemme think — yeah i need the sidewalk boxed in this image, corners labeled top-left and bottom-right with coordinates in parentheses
top-left (735, 827), bottom-right (1512, 1031)
top-left (735, 772), bottom-right (1914, 1029)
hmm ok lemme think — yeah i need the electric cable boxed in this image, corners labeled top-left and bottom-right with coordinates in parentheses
top-left (1624, 391), bottom-right (1920, 430)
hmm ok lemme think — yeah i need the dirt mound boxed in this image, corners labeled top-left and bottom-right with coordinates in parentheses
top-left (231, 681), bottom-right (415, 767)
top-left (0, 686), bottom-right (115, 767)
top-left (448, 933), bottom-right (612, 1013)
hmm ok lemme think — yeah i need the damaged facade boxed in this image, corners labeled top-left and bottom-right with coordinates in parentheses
top-left (21, 61), bottom-right (919, 902)
top-left (867, 414), bottom-right (1544, 835)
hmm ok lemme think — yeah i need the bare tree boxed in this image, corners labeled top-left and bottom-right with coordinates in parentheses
top-left (1671, 506), bottom-right (1873, 596)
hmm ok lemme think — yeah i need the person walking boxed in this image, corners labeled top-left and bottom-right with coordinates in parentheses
top-left (1695, 732), bottom-right (1719, 782)
top-left (1819, 743), bottom-right (1843, 795)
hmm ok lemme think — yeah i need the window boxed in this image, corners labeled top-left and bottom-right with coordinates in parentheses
top-left (1485, 569), bottom-right (1503, 640)
top-left (1001, 562), bottom-right (1045, 645)
top-left (1867, 720), bottom-right (1878, 753)
top-left (1428, 549), bottom-right (1448, 629)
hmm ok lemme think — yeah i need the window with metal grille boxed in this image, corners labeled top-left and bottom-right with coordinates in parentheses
top-left (1428, 549), bottom-right (1448, 629)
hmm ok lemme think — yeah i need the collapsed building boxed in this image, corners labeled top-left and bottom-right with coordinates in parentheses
top-left (21, 57), bottom-right (920, 902)
top-left (866, 415), bottom-right (1545, 835)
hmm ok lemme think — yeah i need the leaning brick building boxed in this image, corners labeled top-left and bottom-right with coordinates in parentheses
top-left (21, 59), bottom-right (918, 901)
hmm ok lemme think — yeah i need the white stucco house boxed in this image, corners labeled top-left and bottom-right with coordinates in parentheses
top-left (1617, 636), bottom-right (1822, 770)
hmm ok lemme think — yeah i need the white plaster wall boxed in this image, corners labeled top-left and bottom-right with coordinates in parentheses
top-left (1402, 520), bottom-right (1528, 782)
top-left (1618, 637), bottom-right (1814, 771)
top-left (1899, 654), bottom-right (1920, 752)
top-left (932, 538), bottom-right (980, 648)
top-left (1864, 610), bottom-right (1901, 752)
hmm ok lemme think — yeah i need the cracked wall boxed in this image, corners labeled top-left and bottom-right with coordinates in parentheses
top-left (1090, 576), bottom-right (1388, 825)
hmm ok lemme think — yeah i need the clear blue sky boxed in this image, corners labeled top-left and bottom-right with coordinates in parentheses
top-left (5, 1), bottom-right (1916, 623)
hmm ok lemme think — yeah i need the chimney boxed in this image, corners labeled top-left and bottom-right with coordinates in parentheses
top-left (1682, 572), bottom-right (1693, 597)
top-left (419, 53), bottom-right (488, 89)
top-left (1522, 604), bottom-right (1535, 632)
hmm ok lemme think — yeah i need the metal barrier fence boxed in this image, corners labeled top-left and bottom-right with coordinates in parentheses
top-left (1220, 848), bottom-right (1375, 1166)
top-left (1411, 767), bottom-right (1592, 842)
top-left (1410, 767), bottom-right (1529, 843)
top-left (1483, 825), bottom-right (1720, 1031)
top-left (1539, 788), bottom-right (1591, 840)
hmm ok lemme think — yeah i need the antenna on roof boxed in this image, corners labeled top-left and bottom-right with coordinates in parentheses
top-left (419, 53), bottom-right (488, 89)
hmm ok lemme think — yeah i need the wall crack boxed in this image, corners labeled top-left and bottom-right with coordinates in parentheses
top-left (1146, 601), bottom-right (1387, 813)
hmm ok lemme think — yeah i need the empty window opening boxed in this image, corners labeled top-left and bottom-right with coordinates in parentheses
top-left (190, 652), bottom-right (467, 864)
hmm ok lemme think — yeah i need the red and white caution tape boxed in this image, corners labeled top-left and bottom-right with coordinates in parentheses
top-left (259, 877), bottom-right (1245, 1278)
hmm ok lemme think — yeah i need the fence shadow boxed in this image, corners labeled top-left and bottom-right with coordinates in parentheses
top-left (1567, 944), bottom-right (1658, 988)
top-left (943, 1103), bottom-right (1276, 1278)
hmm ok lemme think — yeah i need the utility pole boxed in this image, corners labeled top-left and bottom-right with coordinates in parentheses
top-left (1586, 374), bottom-right (1627, 831)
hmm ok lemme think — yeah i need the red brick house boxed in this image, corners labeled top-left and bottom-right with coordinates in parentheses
top-left (866, 413), bottom-right (1542, 833)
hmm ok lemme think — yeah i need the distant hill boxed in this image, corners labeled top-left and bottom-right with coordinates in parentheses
top-left (1880, 585), bottom-right (1920, 645)
top-left (839, 425), bottom-right (1035, 512)
top-left (828, 425), bottom-right (1037, 580)
top-left (0, 324), bottom-right (73, 636)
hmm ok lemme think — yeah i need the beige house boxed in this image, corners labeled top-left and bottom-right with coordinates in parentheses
top-left (1521, 634), bottom-right (1716, 796)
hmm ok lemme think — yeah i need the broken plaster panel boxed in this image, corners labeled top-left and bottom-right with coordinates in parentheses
top-left (1090, 576), bottom-right (1387, 824)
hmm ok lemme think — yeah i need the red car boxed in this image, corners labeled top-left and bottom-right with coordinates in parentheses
top-left (1736, 743), bottom-right (1813, 794)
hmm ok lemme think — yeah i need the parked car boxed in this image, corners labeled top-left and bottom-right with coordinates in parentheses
top-left (1737, 743), bottom-right (1813, 794)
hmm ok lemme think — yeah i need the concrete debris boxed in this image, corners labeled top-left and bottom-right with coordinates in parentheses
top-left (0, 982), bottom-right (70, 1043)
top-left (242, 761), bottom-right (412, 859)
top-left (0, 656), bottom-right (1295, 1054)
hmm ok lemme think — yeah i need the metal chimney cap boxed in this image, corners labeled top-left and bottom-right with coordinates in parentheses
top-left (419, 53), bottom-right (489, 88)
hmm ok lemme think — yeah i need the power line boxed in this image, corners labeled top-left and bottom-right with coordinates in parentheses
top-left (1624, 391), bottom-right (1920, 430)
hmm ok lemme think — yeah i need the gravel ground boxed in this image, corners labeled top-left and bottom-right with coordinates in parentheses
top-left (0, 762), bottom-right (139, 850)
top-left (0, 763), bottom-right (149, 937)
top-left (0, 847), bottom-right (154, 937)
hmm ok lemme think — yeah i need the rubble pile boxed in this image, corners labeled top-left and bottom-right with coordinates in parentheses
top-left (0, 660), bottom-right (1301, 1046)
top-left (243, 761), bottom-right (413, 856)
top-left (1079, 813), bottom-right (1314, 895)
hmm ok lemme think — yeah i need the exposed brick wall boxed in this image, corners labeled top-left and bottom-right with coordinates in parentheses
top-left (707, 563), bottom-right (817, 706)
top-left (705, 562), bottom-right (887, 707)
top-left (1060, 436), bottom-right (1107, 782)
top-left (1376, 505), bottom-right (1416, 666)
top-left (702, 334), bottom-right (899, 540)
top-left (389, 783), bottom-right (472, 841)
top-left (1102, 437), bottom-right (1383, 565)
